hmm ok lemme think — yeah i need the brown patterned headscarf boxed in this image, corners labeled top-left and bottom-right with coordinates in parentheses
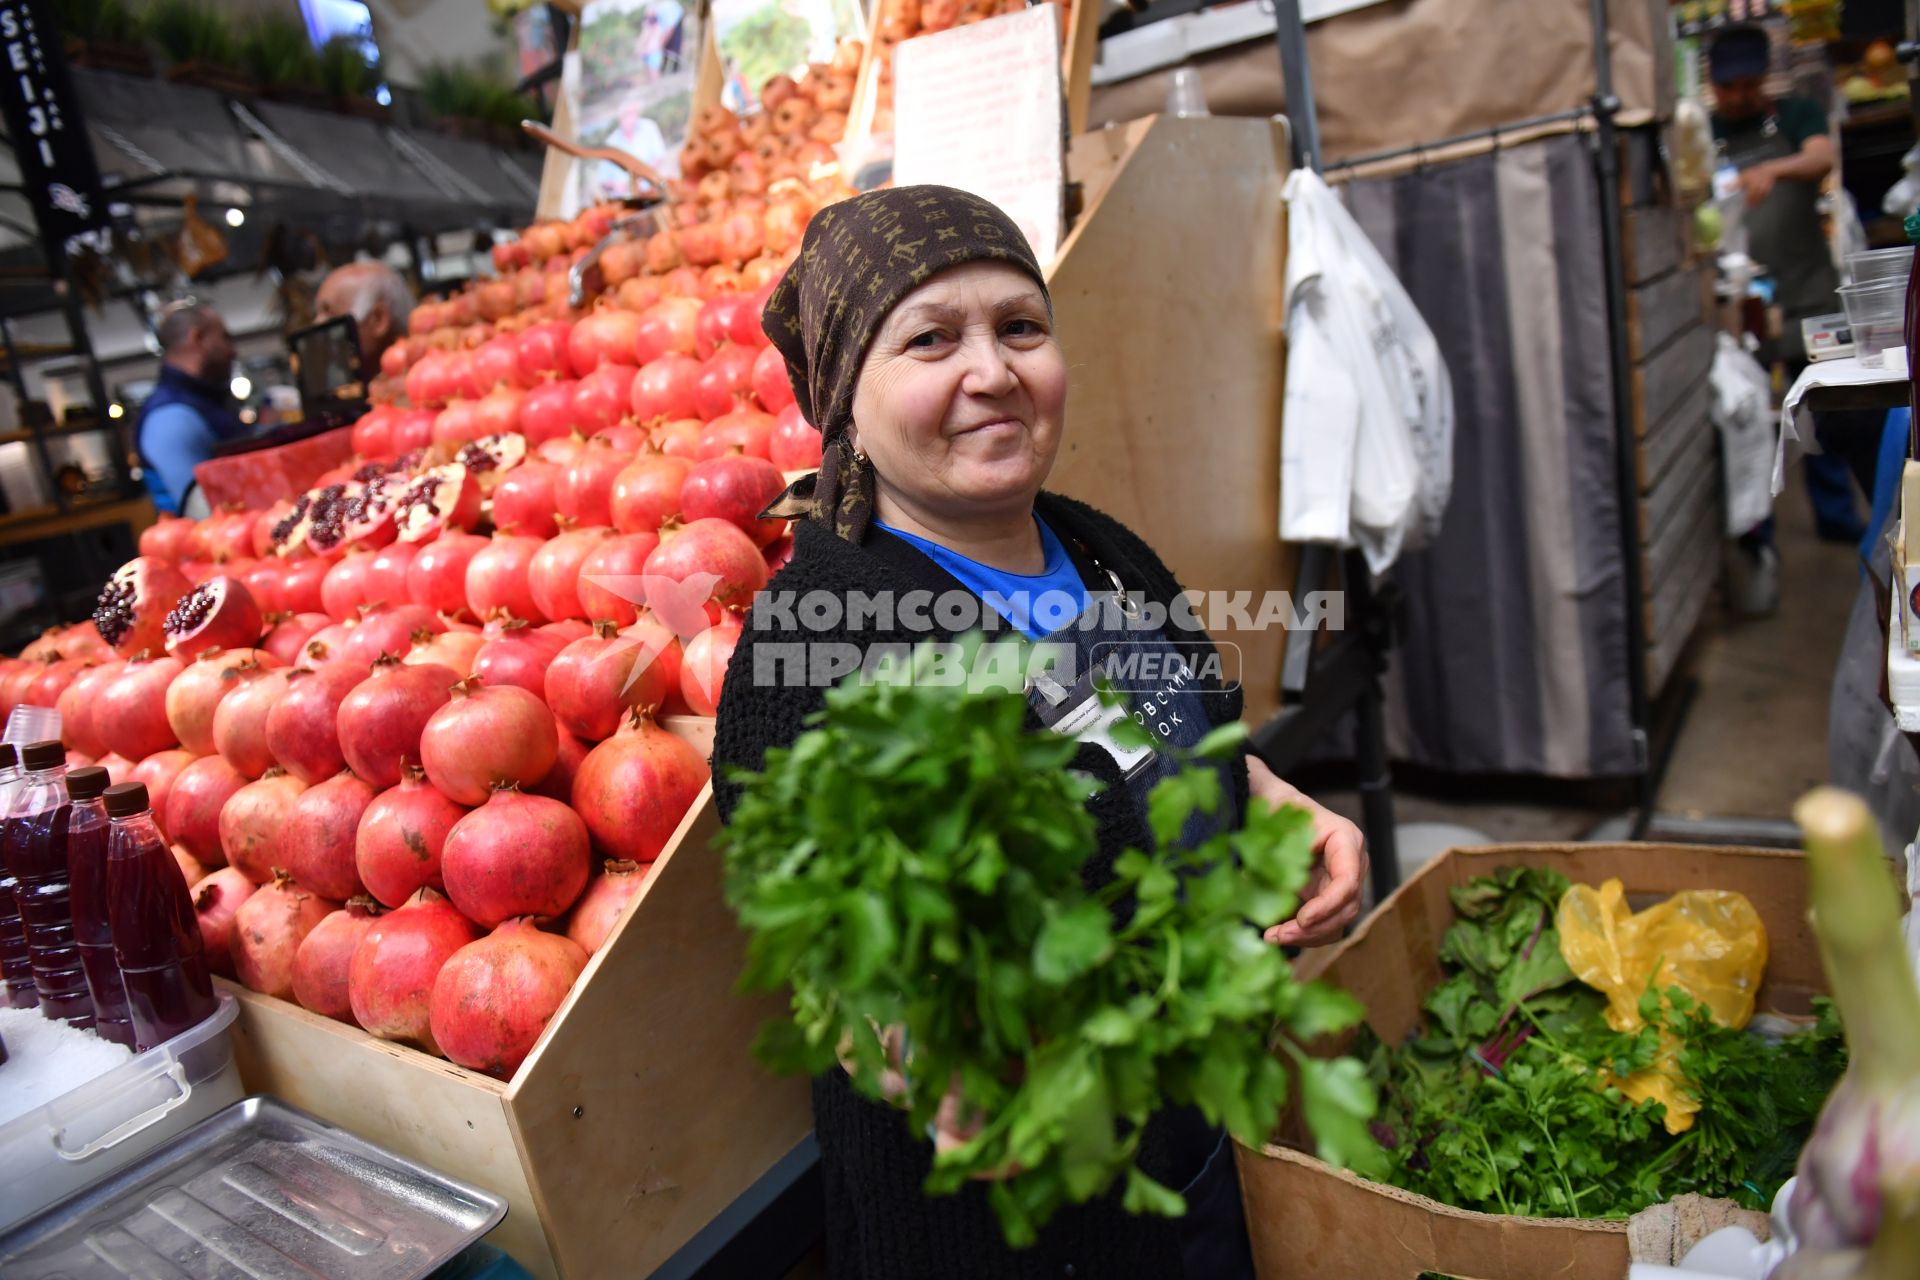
top-left (760, 185), bottom-right (1050, 542)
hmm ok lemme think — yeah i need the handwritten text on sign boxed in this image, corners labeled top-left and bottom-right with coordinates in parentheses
top-left (893, 6), bottom-right (1063, 265)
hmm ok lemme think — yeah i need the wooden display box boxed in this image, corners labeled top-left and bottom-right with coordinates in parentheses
top-left (1235, 842), bottom-right (1826, 1280)
top-left (223, 721), bottom-right (810, 1280)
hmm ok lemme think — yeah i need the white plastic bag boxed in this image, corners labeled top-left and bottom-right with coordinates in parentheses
top-left (1279, 169), bottom-right (1454, 573)
top-left (1709, 332), bottom-right (1776, 537)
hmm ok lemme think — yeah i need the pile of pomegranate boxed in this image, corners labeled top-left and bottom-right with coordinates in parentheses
top-left (0, 208), bottom-right (827, 1078)
top-left (868, 0), bottom-right (1057, 133)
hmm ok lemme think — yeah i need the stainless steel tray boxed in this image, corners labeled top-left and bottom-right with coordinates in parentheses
top-left (0, 1095), bottom-right (508, 1279)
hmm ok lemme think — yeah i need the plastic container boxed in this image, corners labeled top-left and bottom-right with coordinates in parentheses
top-left (1847, 244), bottom-right (1914, 285)
top-left (104, 781), bottom-right (216, 1051)
top-left (2, 706), bottom-right (60, 751)
top-left (0, 989), bottom-right (242, 1232)
top-left (1840, 277), bottom-right (1908, 366)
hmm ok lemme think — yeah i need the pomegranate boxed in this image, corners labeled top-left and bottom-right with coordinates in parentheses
top-left (392, 408), bottom-right (437, 453)
top-left (321, 552), bottom-right (376, 621)
top-left (301, 484), bottom-right (356, 559)
top-left (130, 748), bottom-right (197, 837)
top-left (191, 867), bottom-right (257, 978)
top-left (345, 603), bottom-right (445, 666)
top-left (211, 667), bottom-right (293, 778)
top-left (277, 556), bottom-right (330, 615)
top-left (361, 541), bottom-right (418, 609)
top-left (464, 534), bottom-right (547, 623)
top-left (430, 919), bottom-right (587, 1079)
top-left (516, 321), bottom-right (576, 383)
top-left (572, 714), bottom-right (709, 862)
top-left (610, 454), bottom-right (693, 534)
top-left (472, 334), bottom-right (525, 391)
top-left (528, 524), bottom-right (615, 622)
top-left (406, 530), bottom-right (488, 620)
top-left (337, 656), bottom-right (459, 789)
top-left (751, 343), bottom-right (796, 414)
top-left (291, 897), bottom-right (383, 1022)
top-left (281, 770), bottom-right (377, 901)
top-left (265, 662), bottom-right (364, 783)
top-left (356, 765), bottom-right (464, 907)
top-left (547, 621), bottom-right (674, 741)
top-left (301, 623), bottom-right (356, 668)
top-left (680, 454), bottom-right (786, 547)
top-left (654, 418), bottom-right (702, 461)
top-left (139, 515), bottom-right (195, 563)
top-left (455, 432), bottom-right (527, 490)
top-left (405, 629), bottom-right (486, 678)
top-left (635, 297), bottom-right (700, 363)
top-left (591, 420), bottom-right (645, 453)
top-left (537, 433), bottom-right (588, 468)
top-left (470, 619), bottom-right (567, 699)
top-left (169, 842), bottom-right (207, 887)
top-left (219, 768), bottom-right (308, 882)
top-left (562, 441), bottom-right (643, 532)
top-left (350, 405), bottom-right (396, 458)
top-left (534, 726), bottom-right (590, 803)
top-left (348, 887), bottom-right (481, 1053)
top-left (644, 517), bottom-right (769, 610)
top-left (421, 679), bottom-right (560, 806)
top-left (395, 464), bottom-right (483, 543)
top-left (441, 787), bottom-right (591, 927)
top-left (698, 407), bottom-right (775, 460)
top-left (99, 654), bottom-right (185, 761)
top-left (57, 660), bottom-right (125, 758)
top-left (631, 354), bottom-right (703, 423)
top-left (694, 294), bottom-right (744, 359)
top-left (540, 619), bottom-right (592, 645)
top-left (681, 611), bottom-right (744, 715)
top-left (241, 560), bottom-right (286, 614)
top-left (491, 460), bottom-right (562, 538)
top-left (693, 344), bottom-right (758, 420)
top-left (23, 655), bottom-right (87, 708)
top-left (575, 531), bottom-right (661, 626)
top-left (568, 308), bottom-right (643, 375)
top-left (233, 871), bottom-right (336, 999)
top-left (767, 403), bottom-right (822, 471)
top-left (160, 576), bottom-right (264, 658)
top-left (518, 379), bottom-right (577, 445)
top-left (570, 365), bottom-right (637, 439)
top-left (166, 754), bottom-right (249, 865)
top-left (341, 474), bottom-right (401, 548)
top-left (92, 557), bottom-right (193, 656)
top-left (566, 860), bottom-right (652, 953)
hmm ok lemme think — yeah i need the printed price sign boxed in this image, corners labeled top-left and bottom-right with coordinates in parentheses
top-left (0, 0), bottom-right (108, 265)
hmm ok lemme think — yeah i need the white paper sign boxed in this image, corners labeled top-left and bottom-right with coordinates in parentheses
top-left (891, 6), bottom-right (1064, 265)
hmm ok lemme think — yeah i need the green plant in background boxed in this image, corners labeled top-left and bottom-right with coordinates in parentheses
top-left (238, 13), bottom-right (322, 90)
top-left (417, 60), bottom-right (537, 130)
top-left (717, 1), bottom-right (815, 101)
top-left (52, 0), bottom-right (142, 45)
top-left (143, 0), bottom-right (240, 68)
top-left (316, 34), bottom-right (382, 101)
top-left (720, 636), bottom-right (1384, 1248)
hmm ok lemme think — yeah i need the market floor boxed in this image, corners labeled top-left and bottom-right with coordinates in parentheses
top-left (1307, 479), bottom-right (1862, 880)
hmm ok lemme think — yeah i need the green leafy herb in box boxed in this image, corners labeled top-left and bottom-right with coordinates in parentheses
top-left (719, 636), bottom-right (1384, 1247)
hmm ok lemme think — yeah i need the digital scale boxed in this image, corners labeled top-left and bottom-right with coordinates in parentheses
top-left (1802, 312), bottom-right (1856, 362)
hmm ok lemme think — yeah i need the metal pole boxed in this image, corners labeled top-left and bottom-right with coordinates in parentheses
top-left (1272, 0), bottom-right (1322, 172)
top-left (1589, 0), bottom-right (1655, 832)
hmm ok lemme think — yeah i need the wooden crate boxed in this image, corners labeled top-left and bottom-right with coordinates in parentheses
top-left (223, 720), bottom-right (809, 1280)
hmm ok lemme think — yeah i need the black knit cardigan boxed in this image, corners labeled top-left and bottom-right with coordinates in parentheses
top-left (712, 490), bottom-right (1250, 1279)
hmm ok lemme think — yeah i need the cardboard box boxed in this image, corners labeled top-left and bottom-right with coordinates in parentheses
top-left (1234, 843), bottom-right (1826, 1280)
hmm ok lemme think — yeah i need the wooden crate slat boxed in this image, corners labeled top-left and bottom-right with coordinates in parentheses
top-left (1647, 497), bottom-right (1720, 642)
top-left (1632, 324), bottom-right (1714, 438)
top-left (1624, 205), bottom-right (1686, 284)
top-left (1639, 374), bottom-right (1712, 491)
top-left (1642, 429), bottom-right (1716, 551)
top-left (1629, 267), bottom-right (1708, 360)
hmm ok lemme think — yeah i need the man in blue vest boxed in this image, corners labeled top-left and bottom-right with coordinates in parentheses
top-left (135, 301), bottom-right (246, 514)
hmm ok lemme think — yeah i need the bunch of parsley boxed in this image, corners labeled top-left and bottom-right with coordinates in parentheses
top-left (719, 639), bottom-right (1384, 1247)
top-left (1366, 869), bottom-right (1848, 1220)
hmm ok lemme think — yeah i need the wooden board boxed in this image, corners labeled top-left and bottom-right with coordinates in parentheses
top-left (1640, 429), bottom-right (1716, 550)
top-left (1628, 267), bottom-right (1707, 360)
top-left (1623, 205), bottom-right (1686, 285)
top-left (506, 788), bottom-right (809, 1278)
top-left (1646, 495), bottom-right (1719, 643)
top-left (1062, 0), bottom-right (1103, 137)
top-left (1649, 556), bottom-right (1713, 694)
top-left (1638, 374), bottom-right (1711, 492)
top-left (1632, 324), bottom-right (1714, 438)
top-left (1047, 114), bottom-right (1293, 722)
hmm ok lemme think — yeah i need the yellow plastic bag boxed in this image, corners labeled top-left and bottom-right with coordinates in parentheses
top-left (1556, 879), bottom-right (1768, 1133)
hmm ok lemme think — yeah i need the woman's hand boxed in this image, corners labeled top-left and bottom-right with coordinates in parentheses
top-left (1246, 755), bottom-right (1368, 948)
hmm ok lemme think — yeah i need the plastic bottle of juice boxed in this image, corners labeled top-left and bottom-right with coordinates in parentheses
top-left (10, 741), bottom-right (92, 1027)
top-left (104, 782), bottom-right (217, 1050)
top-left (0, 742), bottom-right (38, 1010)
top-left (64, 766), bottom-right (132, 1048)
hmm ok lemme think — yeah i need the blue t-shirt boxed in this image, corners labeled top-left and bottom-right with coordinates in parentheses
top-left (140, 402), bottom-right (221, 514)
top-left (875, 514), bottom-right (1090, 640)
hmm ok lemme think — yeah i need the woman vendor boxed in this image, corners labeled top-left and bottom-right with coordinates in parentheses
top-left (712, 185), bottom-right (1366, 1278)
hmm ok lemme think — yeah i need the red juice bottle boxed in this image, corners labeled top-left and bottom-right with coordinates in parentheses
top-left (104, 782), bottom-right (217, 1050)
top-left (0, 742), bottom-right (36, 1010)
top-left (11, 741), bottom-right (93, 1028)
top-left (65, 766), bottom-right (133, 1048)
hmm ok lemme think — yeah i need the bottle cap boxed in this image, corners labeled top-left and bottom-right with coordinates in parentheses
top-left (0, 743), bottom-right (15, 769)
top-left (103, 782), bottom-right (150, 818)
top-left (67, 766), bottom-right (109, 800)
top-left (22, 740), bottom-right (63, 771)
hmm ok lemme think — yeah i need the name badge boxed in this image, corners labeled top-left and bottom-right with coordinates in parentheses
top-left (1029, 660), bottom-right (1157, 779)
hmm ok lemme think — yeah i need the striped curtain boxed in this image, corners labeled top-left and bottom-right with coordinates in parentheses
top-left (1341, 132), bottom-right (1639, 777)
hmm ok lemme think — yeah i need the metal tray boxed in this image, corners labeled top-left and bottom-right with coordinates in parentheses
top-left (0, 1096), bottom-right (508, 1280)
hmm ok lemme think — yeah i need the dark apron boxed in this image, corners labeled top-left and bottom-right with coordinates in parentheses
top-left (1724, 111), bottom-right (1838, 352)
top-left (1024, 579), bottom-right (1255, 1280)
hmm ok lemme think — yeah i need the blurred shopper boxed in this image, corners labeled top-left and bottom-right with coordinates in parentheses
top-left (315, 260), bottom-right (414, 380)
top-left (135, 301), bottom-right (242, 516)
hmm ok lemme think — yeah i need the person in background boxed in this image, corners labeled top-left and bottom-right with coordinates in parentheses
top-left (135, 301), bottom-right (243, 516)
top-left (314, 260), bottom-right (414, 382)
top-left (1709, 24), bottom-right (1883, 607)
